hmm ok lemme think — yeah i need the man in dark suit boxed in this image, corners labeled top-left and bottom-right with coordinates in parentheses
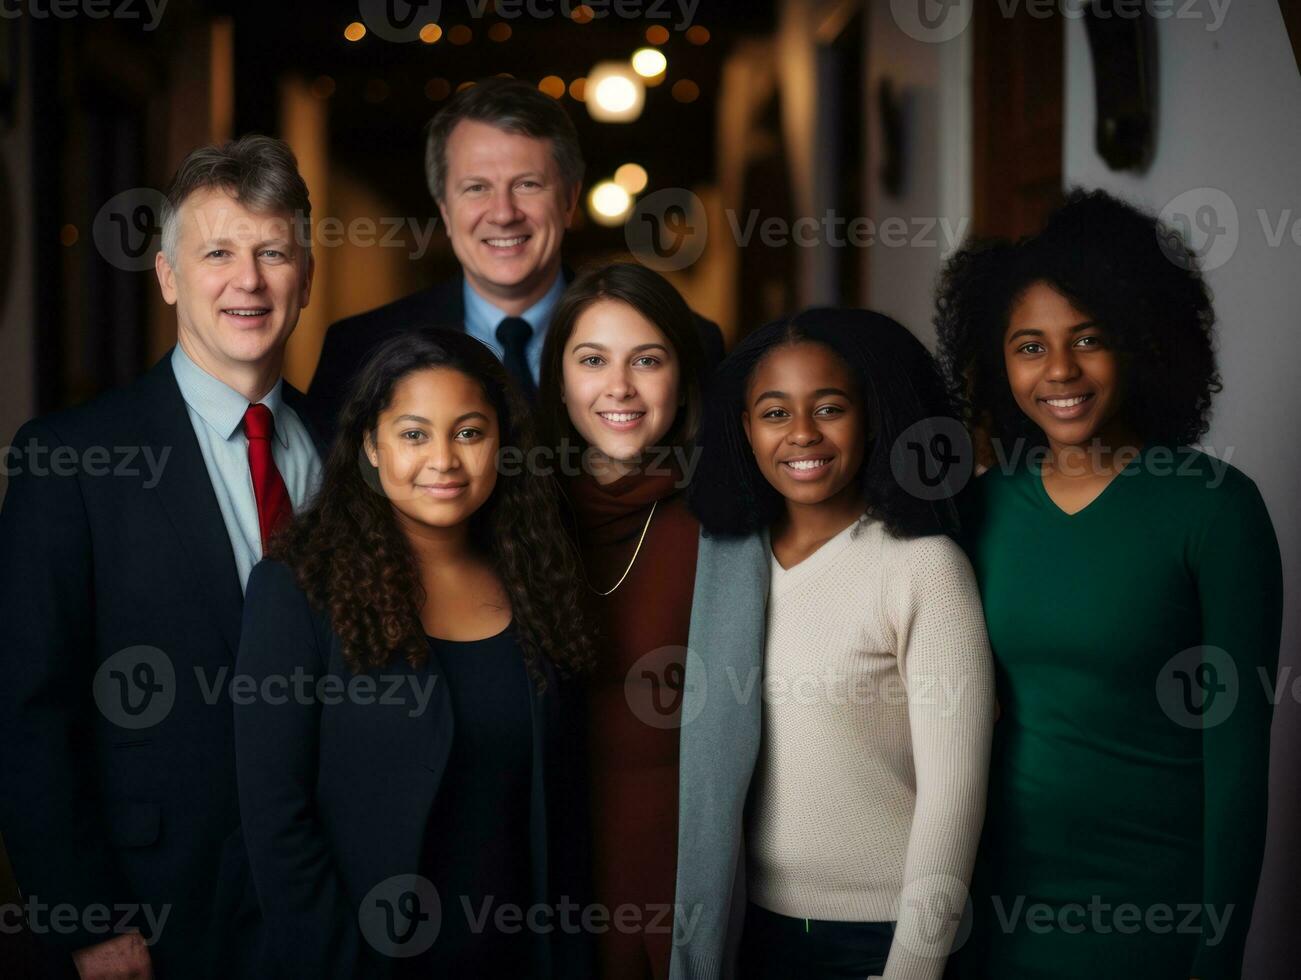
top-left (0, 136), bottom-right (324, 980)
top-left (309, 77), bottom-right (723, 432)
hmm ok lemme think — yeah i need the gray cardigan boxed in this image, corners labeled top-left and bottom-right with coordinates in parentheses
top-left (670, 528), bottom-right (770, 980)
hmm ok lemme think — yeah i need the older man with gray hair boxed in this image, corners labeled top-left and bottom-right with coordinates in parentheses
top-left (0, 134), bottom-right (323, 980)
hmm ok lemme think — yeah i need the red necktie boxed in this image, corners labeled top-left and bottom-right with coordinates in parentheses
top-left (243, 403), bottom-right (294, 552)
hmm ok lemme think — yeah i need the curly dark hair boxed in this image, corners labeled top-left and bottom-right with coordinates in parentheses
top-left (270, 329), bottom-right (596, 682)
top-left (689, 308), bottom-right (963, 539)
top-left (934, 187), bottom-right (1221, 450)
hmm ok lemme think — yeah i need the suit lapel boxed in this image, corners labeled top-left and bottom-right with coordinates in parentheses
top-left (135, 355), bottom-right (244, 657)
top-left (282, 383), bottom-right (328, 459)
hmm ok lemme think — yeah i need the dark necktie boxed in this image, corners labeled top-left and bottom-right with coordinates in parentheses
top-left (243, 403), bottom-right (294, 552)
top-left (495, 316), bottom-right (537, 401)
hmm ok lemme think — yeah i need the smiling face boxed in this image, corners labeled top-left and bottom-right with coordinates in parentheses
top-left (436, 119), bottom-right (578, 312)
top-left (156, 186), bottom-right (312, 383)
top-left (561, 298), bottom-right (682, 480)
top-left (1003, 280), bottom-right (1127, 452)
top-left (365, 366), bottom-right (501, 532)
top-left (741, 341), bottom-right (867, 510)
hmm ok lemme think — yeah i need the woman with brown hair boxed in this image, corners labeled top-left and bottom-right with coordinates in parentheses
top-left (235, 328), bottom-right (596, 979)
top-left (537, 262), bottom-right (710, 980)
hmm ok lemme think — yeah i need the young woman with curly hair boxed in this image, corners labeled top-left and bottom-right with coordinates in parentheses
top-left (535, 262), bottom-right (709, 980)
top-left (234, 329), bottom-right (596, 980)
top-left (936, 189), bottom-right (1282, 980)
top-left (671, 309), bottom-right (995, 980)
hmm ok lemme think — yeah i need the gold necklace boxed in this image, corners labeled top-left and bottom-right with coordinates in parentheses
top-left (588, 499), bottom-right (658, 596)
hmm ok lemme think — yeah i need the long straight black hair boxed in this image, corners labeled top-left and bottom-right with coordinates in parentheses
top-left (689, 308), bottom-right (965, 539)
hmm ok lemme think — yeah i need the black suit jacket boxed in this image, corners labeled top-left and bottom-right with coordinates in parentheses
top-left (307, 271), bottom-right (726, 437)
top-left (234, 559), bottom-right (593, 980)
top-left (0, 353), bottom-right (323, 979)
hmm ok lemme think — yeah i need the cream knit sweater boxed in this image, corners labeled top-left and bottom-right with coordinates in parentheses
top-left (745, 515), bottom-right (994, 980)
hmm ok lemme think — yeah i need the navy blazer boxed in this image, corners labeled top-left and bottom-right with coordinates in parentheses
top-left (0, 352), bottom-right (323, 978)
top-left (307, 270), bottom-right (727, 436)
top-left (234, 558), bottom-right (593, 980)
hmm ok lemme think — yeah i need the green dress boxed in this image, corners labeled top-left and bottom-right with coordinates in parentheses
top-left (953, 445), bottom-right (1281, 980)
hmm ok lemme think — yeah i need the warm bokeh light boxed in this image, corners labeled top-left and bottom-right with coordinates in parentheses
top-left (588, 181), bottom-right (633, 227)
top-left (671, 79), bottom-right (700, 103)
top-left (425, 78), bottom-right (452, 101)
top-left (587, 62), bottom-right (645, 122)
top-left (645, 25), bottom-right (669, 44)
top-left (571, 4), bottom-right (594, 24)
top-left (419, 24), bottom-right (442, 44)
top-left (457, 81), bottom-right (476, 93)
top-left (686, 26), bottom-right (711, 45)
top-left (343, 21), bottom-right (366, 42)
top-left (60, 224), bottom-right (78, 247)
top-left (448, 24), bottom-right (472, 44)
top-left (631, 48), bottom-right (667, 79)
top-left (568, 77), bottom-right (587, 101)
top-left (538, 75), bottom-right (566, 99)
top-left (614, 163), bottom-right (649, 195)
top-left (488, 22), bottom-right (511, 42)
top-left (311, 75), bottom-right (336, 99)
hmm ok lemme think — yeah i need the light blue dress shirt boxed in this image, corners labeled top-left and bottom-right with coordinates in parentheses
top-left (461, 271), bottom-right (567, 384)
top-left (171, 345), bottom-right (322, 592)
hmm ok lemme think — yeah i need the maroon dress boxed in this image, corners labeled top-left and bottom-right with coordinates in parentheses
top-left (565, 465), bottom-right (699, 980)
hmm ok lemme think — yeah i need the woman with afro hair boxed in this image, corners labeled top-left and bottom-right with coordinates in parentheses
top-left (936, 189), bottom-right (1282, 980)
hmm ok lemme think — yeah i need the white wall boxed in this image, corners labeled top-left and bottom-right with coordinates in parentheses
top-left (1064, 7), bottom-right (1300, 977)
top-left (863, 0), bottom-right (972, 347)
